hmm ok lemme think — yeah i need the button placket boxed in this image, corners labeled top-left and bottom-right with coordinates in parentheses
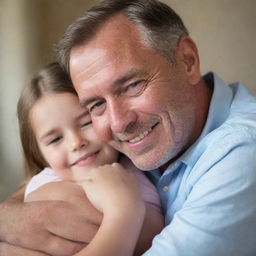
top-left (162, 185), bottom-right (169, 192)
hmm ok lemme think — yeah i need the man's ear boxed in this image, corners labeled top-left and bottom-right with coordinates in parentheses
top-left (176, 36), bottom-right (201, 85)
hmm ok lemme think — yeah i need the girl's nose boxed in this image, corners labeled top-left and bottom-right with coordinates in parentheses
top-left (69, 132), bottom-right (88, 152)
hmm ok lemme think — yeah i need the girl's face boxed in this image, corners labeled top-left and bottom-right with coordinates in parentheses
top-left (29, 92), bottom-right (119, 180)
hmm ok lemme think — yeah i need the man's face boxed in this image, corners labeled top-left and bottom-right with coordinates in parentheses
top-left (70, 15), bottom-right (201, 171)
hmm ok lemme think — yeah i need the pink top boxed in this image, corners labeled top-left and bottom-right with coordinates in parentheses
top-left (25, 158), bottom-right (161, 212)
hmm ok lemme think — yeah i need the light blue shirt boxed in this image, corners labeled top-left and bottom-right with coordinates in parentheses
top-left (144, 73), bottom-right (256, 256)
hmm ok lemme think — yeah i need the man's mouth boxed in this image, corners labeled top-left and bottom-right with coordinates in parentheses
top-left (124, 123), bottom-right (159, 143)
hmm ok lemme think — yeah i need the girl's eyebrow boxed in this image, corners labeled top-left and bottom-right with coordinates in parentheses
top-left (39, 128), bottom-right (59, 142)
top-left (39, 111), bottom-right (90, 142)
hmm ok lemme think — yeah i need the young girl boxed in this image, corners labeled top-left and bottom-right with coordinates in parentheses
top-left (18, 62), bottom-right (163, 256)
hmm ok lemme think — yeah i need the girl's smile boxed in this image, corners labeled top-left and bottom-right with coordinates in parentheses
top-left (29, 92), bottom-right (119, 180)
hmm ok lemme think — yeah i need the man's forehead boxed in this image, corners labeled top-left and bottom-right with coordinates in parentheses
top-left (70, 43), bottom-right (119, 104)
top-left (69, 13), bottom-right (145, 70)
top-left (70, 47), bottom-right (147, 105)
top-left (69, 14), bottom-right (154, 105)
top-left (70, 45), bottom-right (110, 77)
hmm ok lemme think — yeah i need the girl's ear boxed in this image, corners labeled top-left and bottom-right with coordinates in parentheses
top-left (176, 36), bottom-right (201, 85)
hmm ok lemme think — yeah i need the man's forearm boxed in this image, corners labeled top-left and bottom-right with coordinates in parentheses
top-left (4, 186), bottom-right (25, 202)
top-left (0, 186), bottom-right (25, 243)
top-left (0, 187), bottom-right (25, 241)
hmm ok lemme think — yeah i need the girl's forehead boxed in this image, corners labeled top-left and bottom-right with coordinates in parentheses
top-left (33, 92), bottom-right (81, 110)
top-left (29, 93), bottom-right (87, 132)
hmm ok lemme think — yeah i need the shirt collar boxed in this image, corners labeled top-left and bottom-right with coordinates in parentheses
top-left (148, 72), bottom-right (234, 178)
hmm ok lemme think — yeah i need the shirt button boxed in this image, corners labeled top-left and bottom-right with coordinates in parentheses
top-left (162, 186), bottom-right (169, 192)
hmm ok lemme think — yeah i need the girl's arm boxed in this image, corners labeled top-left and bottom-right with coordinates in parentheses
top-left (25, 163), bottom-right (163, 255)
top-left (26, 180), bottom-right (163, 255)
top-left (135, 204), bottom-right (164, 256)
top-left (120, 156), bottom-right (164, 255)
top-left (75, 203), bottom-right (145, 256)
top-left (73, 163), bottom-right (146, 256)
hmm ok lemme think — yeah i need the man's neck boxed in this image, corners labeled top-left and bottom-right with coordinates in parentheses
top-left (160, 78), bottom-right (213, 174)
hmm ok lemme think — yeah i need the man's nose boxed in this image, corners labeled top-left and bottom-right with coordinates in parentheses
top-left (69, 132), bottom-right (88, 152)
top-left (108, 98), bottom-right (137, 134)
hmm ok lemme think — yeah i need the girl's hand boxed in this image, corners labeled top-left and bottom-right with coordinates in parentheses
top-left (72, 163), bottom-right (144, 216)
top-left (72, 163), bottom-right (146, 256)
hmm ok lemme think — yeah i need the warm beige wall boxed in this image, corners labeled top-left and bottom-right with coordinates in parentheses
top-left (0, 0), bottom-right (33, 199)
top-left (1, 0), bottom-right (255, 199)
top-left (165, 0), bottom-right (256, 93)
top-left (0, 0), bottom-right (95, 199)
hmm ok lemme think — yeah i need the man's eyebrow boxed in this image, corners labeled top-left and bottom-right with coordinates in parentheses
top-left (79, 68), bottom-right (146, 107)
top-left (113, 68), bottom-right (146, 87)
top-left (80, 97), bottom-right (98, 107)
top-left (75, 110), bottom-right (90, 120)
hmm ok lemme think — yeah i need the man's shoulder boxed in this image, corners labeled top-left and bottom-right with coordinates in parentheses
top-left (192, 113), bottom-right (256, 180)
top-left (205, 113), bottom-right (256, 148)
top-left (185, 113), bottom-right (256, 202)
top-left (181, 112), bottom-right (256, 179)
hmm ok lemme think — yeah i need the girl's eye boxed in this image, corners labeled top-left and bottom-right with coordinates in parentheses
top-left (123, 80), bottom-right (147, 97)
top-left (49, 136), bottom-right (62, 145)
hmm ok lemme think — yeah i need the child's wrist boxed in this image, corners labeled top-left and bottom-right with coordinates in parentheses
top-left (104, 200), bottom-right (145, 221)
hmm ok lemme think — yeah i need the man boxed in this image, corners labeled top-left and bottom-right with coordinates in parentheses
top-left (1, 0), bottom-right (256, 255)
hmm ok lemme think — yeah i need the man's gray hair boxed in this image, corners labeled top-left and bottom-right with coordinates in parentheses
top-left (57, 0), bottom-right (189, 73)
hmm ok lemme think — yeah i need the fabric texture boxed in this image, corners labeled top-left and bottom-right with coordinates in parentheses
top-left (24, 168), bottom-right (61, 198)
top-left (25, 159), bottom-right (162, 212)
top-left (143, 73), bottom-right (256, 255)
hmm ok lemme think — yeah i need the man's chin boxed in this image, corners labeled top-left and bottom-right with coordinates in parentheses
top-left (111, 141), bottom-right (166, 170)
top-left (126, 154), bottom-right (160, 171)
top-left (126, 148), bottom-right (176, 171)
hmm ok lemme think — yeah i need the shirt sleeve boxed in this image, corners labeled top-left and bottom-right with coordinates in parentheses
top-left (143, 127), bottom-right (256, 256)
top-left (24, 168), bottom-right (61, 199)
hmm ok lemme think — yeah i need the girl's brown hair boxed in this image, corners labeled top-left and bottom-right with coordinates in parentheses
top-left (17, 62), bottom-right (77, 183)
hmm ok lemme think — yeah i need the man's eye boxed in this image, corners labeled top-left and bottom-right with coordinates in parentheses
top-left (81, 121), bottom-right (92, 128)
top-left (89, 100), bottom-right (106, 116)
top-left (123, 80), bottom-right (147, 97)
top-left (49, 136), bottom-right (62, 145)
top-left (129, 80), bottom-right (143, 88)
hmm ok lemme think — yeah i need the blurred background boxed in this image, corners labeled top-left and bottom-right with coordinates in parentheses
top-left (0, 0), bottom-right (256, 200)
